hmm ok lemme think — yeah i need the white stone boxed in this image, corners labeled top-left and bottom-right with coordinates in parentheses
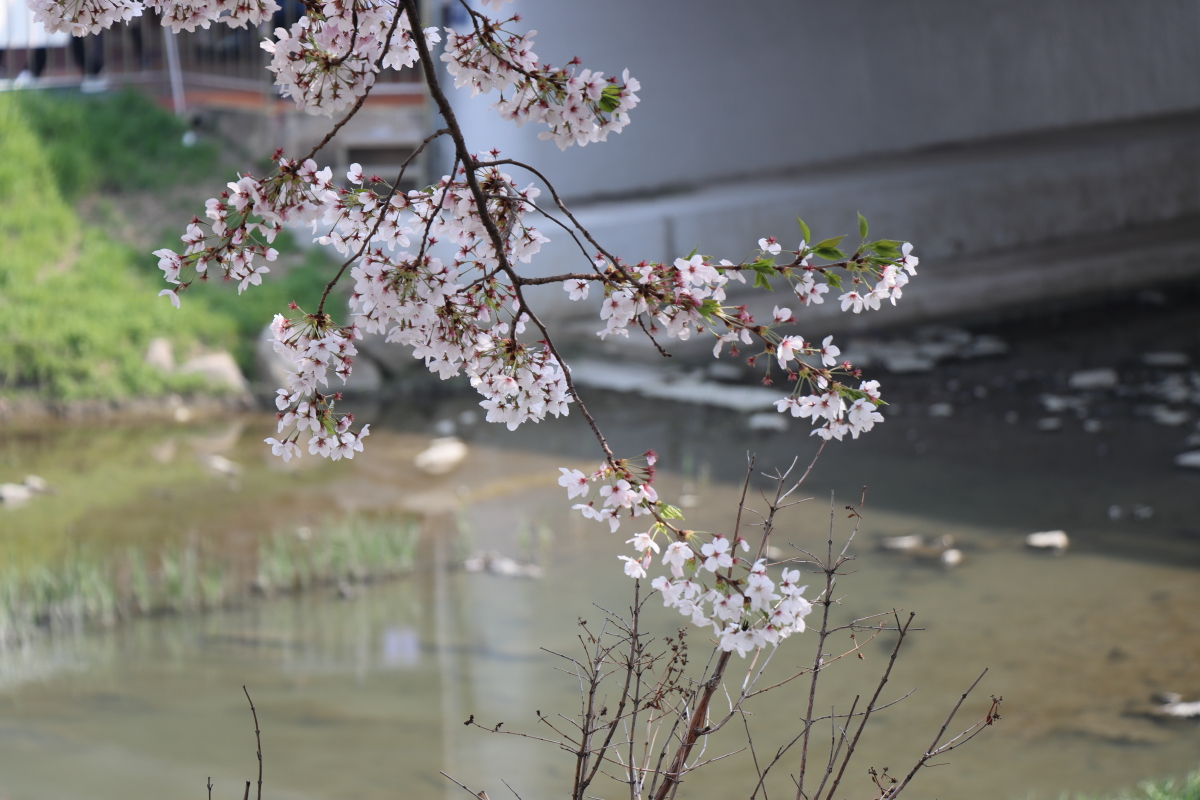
top-left (23, 474), bottom-right (49, 493)
top-left (1067, 368), bottom-right (1118, 390)
top-left (1159, 701), bottom-right (1200, 718)
top-left (1025, 530), bottom-right (1069, 551)
top-left (414, 437), bottom-right (468, 476)
top-left (1142, 352), bottom-right (1190, 368)
top-left (145, 337), bottom-right (174, 372)
top-left (0, 483), bottom-right (33, 506)
top-left (199, 454), bottom-right (242, 477)
top-left (940, 548), bottom-right (964, 567)
top-left (1174, 450), bottom-right (1200, 469)
top-left (881, 535), bottom-right (923, 552)
top-left (1149, 406), bottom-right (1189, 427)
top-left (747, 412), bottom-right (788, 432)
top-left (178, 352), bottom-right (250, 394)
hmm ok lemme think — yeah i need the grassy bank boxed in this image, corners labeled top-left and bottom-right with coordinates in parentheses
top-left (0, 89), bottom-right (338, 400)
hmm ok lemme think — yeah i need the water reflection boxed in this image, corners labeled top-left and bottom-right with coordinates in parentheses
top-left (1, 377), bottom-right (1199, 799)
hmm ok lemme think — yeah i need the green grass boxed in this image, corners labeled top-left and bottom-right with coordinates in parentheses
top-left (0, 92), bottom-right (239, 400)
top-left (12, 87), bottom-right (219, 201)
top-left (0, 513), bottom-right (419, 647)
top-left (0, 89), bottom-right (340, 398)
top-left (1063, 769), bottom-right (1200, 800)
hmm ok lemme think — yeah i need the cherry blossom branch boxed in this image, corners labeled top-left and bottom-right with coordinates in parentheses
top-left (403, 0), bottom-right (619, 467)
top-left (315, 126), bottom-right (449, 315)
top-left (298, 4), bottom-right (408, 163)
top-left (886, 671), bottom-right (998, 799)
top-left (242, 686), bottom-right (263, 800)
top-left (817, 611), bottom-right (915, 800)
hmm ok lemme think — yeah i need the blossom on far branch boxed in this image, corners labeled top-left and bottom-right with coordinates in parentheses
top-left (441, 12), bottom-right (641, 149)
top-left (581, 226), bottom-right (908, 442)
top-left (265, 309), bottom-right (371, 462)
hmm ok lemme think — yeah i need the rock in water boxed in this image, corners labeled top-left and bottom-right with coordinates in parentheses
top-left (178, 352), bottom-right (250, 394)
top-left (1025, 530), bottom-right (1069, 553)
top-left (1067, 368), bottom-right (1118, 390)
top-left (414, 437), bottom-right (468, 476)
top-left (145, 337), bottom-right (174, 372)
top-left (1174, 451), bottom-right (1200, 469)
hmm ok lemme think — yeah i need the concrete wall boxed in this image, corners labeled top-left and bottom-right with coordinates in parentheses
top-left (446, 0), bottom-right (1200, 202)
top-left (433, 0), bottom-right (1200, 353)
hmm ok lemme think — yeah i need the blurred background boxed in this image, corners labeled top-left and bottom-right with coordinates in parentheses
top-left (1, 2), bottom-right (1198, 799)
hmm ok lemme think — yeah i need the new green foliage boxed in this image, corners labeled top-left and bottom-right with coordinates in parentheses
top-left (13, 87), bottom-right (219, 201)
top-left (0, 92), bottom-right (235, 400)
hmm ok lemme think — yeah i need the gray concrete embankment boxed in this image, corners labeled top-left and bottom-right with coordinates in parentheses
top-left (519, 112), bottom-right (1200, 362)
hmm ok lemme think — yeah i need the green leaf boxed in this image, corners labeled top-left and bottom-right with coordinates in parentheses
top-left (753, 271), bottom-right (774, 291)
top-left (857, 212), bottom-right (868, 240)
top-left (869, 239), bottom-right (901, 258)
top-left (597, 84), bottom-right (622, 113)
top-left (659, 504), bottom-right (685, 520)
top-left (796, 217), bottom-right (812, 244)
top-left (698, 298), bottom-right (721, 322)
top-left (815, 235), bottom-right (846, 250)
top-left (813, 247), bottom-right (847, 261)
top-left (825, 272), bottom-right (843, 290)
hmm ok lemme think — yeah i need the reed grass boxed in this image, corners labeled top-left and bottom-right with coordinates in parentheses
top-left (0, 514), bottom-right (418, 648)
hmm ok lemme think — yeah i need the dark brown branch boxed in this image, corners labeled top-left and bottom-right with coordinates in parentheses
top-left (402, 0), bottom-right (618, 466)
top-left (316, 127), bottom-right (449, 314)
top-left (821, 612), bottom-right (915, 800)
top-left (887, 670), bottom-right (993, 799)
top-left (242, 686), bottom-right (262, 800)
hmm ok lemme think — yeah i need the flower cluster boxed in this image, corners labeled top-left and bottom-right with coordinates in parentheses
top-left (774, 379), bottom-right (885, 442)
top-left (153, 158), bottom-right (340, 307)
top-left (560, 458), bottom-right (816, 655)
top-left (561, 458), bottom-right (815, 655)
top-left (563, 229), bottom-right (914, 439)
top-left (442, 18), bottom-right (640, 149)
top-left (265, 310), bottom-right (371, 462)
top-left (558, 453), bottom-right (660, 534)
top-left (650, 551), bottom-right (814, 657)
top-left (28, 0), bottom-right (141, 35)
top-left (263, 3), bottom-right (441, 115)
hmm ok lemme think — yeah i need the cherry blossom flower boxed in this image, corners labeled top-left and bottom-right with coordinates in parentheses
top-left (558, 468), bottom-right (590, 499)
top-left (776, 335), bottom-right (806, 369)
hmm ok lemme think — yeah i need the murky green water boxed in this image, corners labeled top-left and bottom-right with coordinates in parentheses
top-left (1, 383), bottom-right (1198, 800)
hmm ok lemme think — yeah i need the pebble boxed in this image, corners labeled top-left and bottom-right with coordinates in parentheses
top-left (881, 534), bottom-right (924, 552)
top-left (199, 454), bottom-right (241, 477)
top-left (463, 552), bottom-right (542, 579)
top-left (1141, 352), bottom-right (1190, 368)
top-left (1149, 406), bottom-right (1190, 426)
top-left (414, 437), bottom-right (468, 475)
top-left (928, 403), bottom-right (954, 418)
top-left (747, 412), bottom-right (788, 432)
top-left (1025, 530), bottom-right (1069, 552)
top-left (940, 548), bottom-right (964, 568)
top-left (1173, 450), bottom-right (1200, 469)
top-left (0, 483), bottom-right (33, 506)
top-left (23, 474), bottom-right (49, 493)
top-left (1157, 701), bottom-right (1200, 719)
top-left (1067, 368), bottom-right (1119, 390)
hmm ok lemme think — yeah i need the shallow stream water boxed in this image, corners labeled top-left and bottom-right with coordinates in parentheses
top-left (1, 298), bottom-right (1199, 800)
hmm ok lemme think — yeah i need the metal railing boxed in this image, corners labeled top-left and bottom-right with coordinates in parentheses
top-left (1, 1), bottom-right (422, 97)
